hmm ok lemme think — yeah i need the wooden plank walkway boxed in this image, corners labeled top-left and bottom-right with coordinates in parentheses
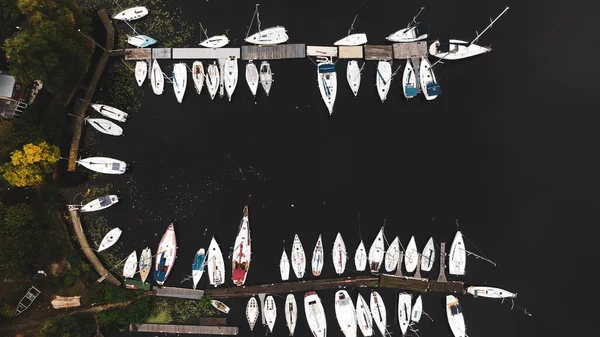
top-left (306, 45), bottom-right (338, 57)
top-left (198, 317), bottom-right (227, 326)
top-left (204, 276), bottom-right (378, 298)
top-left (123, 48), bottom-right (151, 61)
top-left (338, 46), bottom-right (363, 59)
top-left (172, 48), bottom-right (240, 59)
top-left (242, 44), bottom-right (306, 60)
top-left (392, 42), bottom-right (428, 59)
top-left (152, 48), bottom-right (172, 59)
top-left (378, 274), bottom-right (465, 294)
top-left (130, 323), bottom-right (238, 335)
top-left (364, 45), bottom-right (394, 60)
top-left (154, 286), bottom-right (204, 299)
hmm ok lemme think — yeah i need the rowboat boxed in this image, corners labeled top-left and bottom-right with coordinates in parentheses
top-left (419, 57), bottom-right (441, 100)
top-left (76, 157), bottom-right (126, 175)
top-left (232, 206), bottom-right (251, 286)
top-left (285, 294), bottom-right (298, 336)
top-left (172, 63), bottom-right (187, 103)
top-left (245, 60), bottom-right (259, 96)
top-left (207, 236), bottom-right (225, 287)
top-left (246, 297), bottom-right (259, 330)
top-left (334, 290), bottom-right (357, 337)
top-left (291, 234), bottom-right (306, 279)
top-left (192, 61), bottom-right (204, 95)
top-left (151, 59), bottom-right (164, 95)
top-left (346, 60), bottom-right (361, 97)
top-left (122, 251), bottom-right (137, 279)
top-left (398, 293), bottom-right (412, 335)
top-left (332, 232), bottom-right (347, 275)
top-left (259, 61), bottom-right (273, 96)
top-left (446, 295), bottom-right (467, 337)
top-left (280, 248), bottom-right (290, 281)
top-left (384, 236), bottom-right (400, 272)
top-left (467, 286), bottom-right (517, 299)
top-left (192, 248), bottom-right (206, 289)
top-left (79, 195), bottom-right (118, 212)
top-left (421, 237), bottom-right (435, 272)
top-left (404, 236), bottom-right (418, 273)
top-left (449, 231), bottom-right (466, 275)
top-left (411, 295), bottom-right (423, 323)
top-left (354, 240), bottom-right (367, 272)
top-left (223, 57), bottom-right (238, 101)
top-left (98, 228), bottom-right (121, 252)
top-left (135, 61), bottom-right (147, 86)
top-left (212, 300), bottom-right (230, 314)
top-left (264, 295), bottom-right (277, 332)
top-left (356, 293), bottom-right (373, 336)
top-left (113, 7), bottom-right (148, 21)
top-left (368, 227), bottom-right (385, 274)
top-left (154, 223), bottom-right (177, 286)
top-left (91, 104), bottom-right (128, 123)
top-left (139, 247), bottom-right (151, 283)
top-left (206, 62), bottom-right (220, 100)
top-left (312, 234), bottom-right (324, 276)
top-left (86, 118), bottom-right (123, 136)
top-left (370, 291), bottom-right (387, 337)
top-left (304, 291), bottom-right (327, 337)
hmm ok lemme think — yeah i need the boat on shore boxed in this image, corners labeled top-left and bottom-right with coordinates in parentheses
top-left (368, 226), bottom-right (385, 274)
top-left (192, 61), bottom-right (204, 95)
top-left (334, 290), bottom-right (357, 337)
top-left (76, 157), bottom-right (126, 175)
top-left (91, 104), bottom-right (128, 123)
top-left (206, 62), bottom-right (220, 100)
top-left (317, 57), bottom-right (337, 115)
top-left (86, 118), bottom-right (123, 136)
top-left (123, 251), bottom-right (137, 279)
top-left (312, 234), bottom-right (324, 276)
top-left (404, 236), bottom-right (418, 273)
top-left (419, 57), bottom-right (441, 100)
top-left (291, 234), bottom-right (306, 279)
top-left (467, 286), bottom-right (517, 299)
top-left (376, 60), bottom-right (392, 103)
top-left (280, 248), bottom-right (290, 281)
top-left (260, 61), bottom-right (273, 96)
top-left (245, 60), bottom-right (259, 96)
top-left (78, 195), bottom-right (118, 212)
top-left (113, 7), bottom-right (148, 21)
top-left (154, 223), bottom-right (177, 286)
top-left (356, 293), bottom-right (373, 337)
top-left (421, 237), bottom-right (435, 272)
top-left (370, 291), bottom-right (387, 337)
top-left (264, 295), bottom-right (277, 332)
top-left (449, 231), bottom-right (466, 275)
top-left (398, 293), bottom-right (412, 335)
top-left (446, 295), bottom-right (467, 337)
top-left (192, 248), bottom-right (206, 289)
top-left (232, 206), bottom-right (251, 286)
top-left (224, 57), bottom-right (238, 101)
top-left (285, 294), bottom-right (298, 336)
top-left (135, 61), bottom-right (147, 86)
top-left (211, 300), bottom-right (230, 314)
top-left (139, 247), bottom-right (151, 283)
top-left (384, 236), bottom-right (400, 272)
top-left (207, 236), bottom-right (225, 287)
top-left (151, 59), bottom-right (164, 95)
top-left (98, 228), bottom-right (121, 252)
top-left (354, 241), bottom-right (367, 272)
top-left (246, 297), bottom-right (259, 330)
top-left (346, 60), bottom-right (361, 97)
top-left (304, 291), bottom-right (327, 337)
top-left (332, 232), bottom-right (347, 275)
top-left (172, 63), bottom-right (187, 103)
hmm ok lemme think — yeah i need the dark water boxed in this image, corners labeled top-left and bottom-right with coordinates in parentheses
top-left (73, 0), bottom-right (600, 336)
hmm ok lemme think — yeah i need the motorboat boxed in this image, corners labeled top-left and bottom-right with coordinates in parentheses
top-left (404, 236), bottom-right (419, 273)
top-left (151, 59), bottom-right (164, 95)
top-left (154, 223), bottom-right (177, 286)
top-left (223, 57), bottom-right (238, 101)
top-left (264, 295), bottom-right (277, 332)
top-left (317, 57), bottom-right (337, 115)
top-left (312, 234), bottom-right (324, 277)
top-left (285, 294), bottom-right (298, 336)
top-left (304, 291), bottom-right (327, 337)
top-left (246, 26), bottom-right (289, 45)
top-left (449, 231), bottom-right (466, 275)
top-left (467, 286), bottom-right (517, 299)
top-left (122, 251), bottom-right (137, 279)
top-left (139, 247), bottom-right (152, 283)
top-left (355, 293), bottom-right (373, 336)
top-left (172, 63), bottom-right (187, 103)
top-left (334, 290), bottom-right (357, 337)
top-left (368, 226), bottom-right (385, 274)
top-left (245, 60), bottom-right (259, 96)
top-left (207, 236), bottom-right (225, 287)
top-left (78, 195), bottom-right (118, 212)
top-left (419, 57), bottom-right (441, 100)
top-left (212, 300), bottom-right (230, 314)
top-left (98, 228), bottom-right (121, 252)
top-left (411, 295), bottom-right (423, 323)
top-left (135, 61), bottom-right (147, 86)
top-left (332, 232), bottom-right (347, 275)
top-left (280, 248), bottom-right (290, 281)
top-left (232, 206), bottom-right (251, 286)
top-left (127, 35), bottom-right (156, 48)
top-left (346, 60), bottom-right (361, 97)
top-left (192, 248), bottom-right (206, 290)
top-left (354, 241), bottom-right (367, 272)
top-left (334, 33), bottom-right (367, 46)
top-left (192, 61), bottom-right (204, 95)
top-left (398, 293), bottom-right (411, 335)
top-left (206, 62), bottom-right (220, 100)
top-left (91, 104), bottom-right (128, 123)
top-left (76, 157), bottom-right (126, 174)
top-left (260, 61), bottom-right (273, 96)
top-left (375, 60), bottom-right (392, 103)
top-left (402, 60), bottom-right (419, 99)
top-left (421, 237), bottom-right (435, 272)
top-left (86, 118), bottom-right (123, 136)
top-left (291, 234), bottom-right (306, 279)
top-left (369, 291), bottom-right (387, 337)
top-left (446, 295), bottom-right (467, 337)
top-left (113, 7), bottom-right (148, 21)
top-left (384, 236), bottom-right (400, 272)
top-left (246, 297), bottom-right (259, 330)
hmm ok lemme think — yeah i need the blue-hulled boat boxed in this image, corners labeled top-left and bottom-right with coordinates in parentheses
top-left (154, 223), bottom-right (176, 286)
top-left (127, 34), bottom-right (157, 48)
top-left (192, 248), bottom-right (206, 289)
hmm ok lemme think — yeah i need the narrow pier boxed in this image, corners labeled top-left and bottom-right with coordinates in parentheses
top-left (364, 45), bottom-right (394, 60)
top-left (130, 323), bottom-right (238, 335)
top-left (242, 44), bottom-right (305, 60)
top-left (154, 286), bottom-right (204, 299)
top-left (378, 274), bottom-right (464, 293)
top-left (306, 46), bottom-right (338, 57)
top-left (338, 46), bottom-right (364, 59)
top-left (173, 48), bottom-right (240, 59)
top-left (392, 42), bottom-right (428, 59)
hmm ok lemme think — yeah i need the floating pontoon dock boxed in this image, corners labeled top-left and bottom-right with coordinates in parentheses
top-left (338, 46), bottom-right (364, 59)
top-left (242, 44), bottom-right (306, 60)
top-left (364, 45), bottom-right (394, 60)
top-left (392, 41), bottom-right (428, 59)
top-left (130, 323), bottom-right (238, 335)
top-left (154, 286), bottom-right (204, 299)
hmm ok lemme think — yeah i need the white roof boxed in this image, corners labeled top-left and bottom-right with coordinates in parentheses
top-left (0, 73), bottom-right (16, 98)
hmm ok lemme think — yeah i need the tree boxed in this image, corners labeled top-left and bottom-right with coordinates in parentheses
top-left (1, 141), bottom-right (59, 187)
top-left (0, 202), bottom-right (39, 273)
top-left (40, 314), bottom-right (94, 337)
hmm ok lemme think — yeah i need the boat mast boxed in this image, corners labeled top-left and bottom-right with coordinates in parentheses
top-left (407, 7), bottom-right (426, 29)
top-left (347, 14), bottom-right (358, 37)
top-left (471, 6), bottom-right (510, 44)
top-left (245, 4), bottom-right (259, 39)
top-left (199, 21), bottom-right (209, 41)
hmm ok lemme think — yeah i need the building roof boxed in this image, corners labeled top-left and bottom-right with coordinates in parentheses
top-left (0, 73), bottom-right (16, 99)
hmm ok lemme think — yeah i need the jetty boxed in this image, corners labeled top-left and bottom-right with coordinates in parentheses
top-left (154, 286), bottom-right (204, 300)
top-left (130, 323), bottom-right (238, 335)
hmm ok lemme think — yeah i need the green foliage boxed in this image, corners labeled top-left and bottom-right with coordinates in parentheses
top-left (0, 202), bottom-right (40, 273)
top-left (1, 141), bottom-right (60, 187)
top-left (3, 202), bottom-right (35, 228)
top-left (99, 296), bottom-right (152, 327)
top-left (0, 303), bottom-right (16, 318)
top-left (39, 313), bottom-right (95, 337)
top-left (148, 297), bottom-right (216, 324)
top-left (0, 0), bottom-right (23, 40)
top-left (90, 282), bottom-right (138, 304)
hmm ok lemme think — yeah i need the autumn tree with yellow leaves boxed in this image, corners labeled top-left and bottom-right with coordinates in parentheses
top-left (1, 141), bottom-right (60, 187)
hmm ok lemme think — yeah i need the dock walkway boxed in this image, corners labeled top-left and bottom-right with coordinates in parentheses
top-left (154, 286), bottom-right (204, 299)
top-left (130, 323), bottom-right (238, 335)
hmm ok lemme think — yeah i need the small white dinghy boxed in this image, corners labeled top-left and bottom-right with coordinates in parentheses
top-left (419, 57), bottom-right (441, 100)
top-left (211, 300), bottom-right (230, 314)
top-left (386, 8), bottom-right (429, 42)
top-left (312, 234), bottom-right (324, 277)
top-left (127, 35), bottom-right (156, 48)
top-left (384, 237), bottom-right (400, 272)
top-left (280, 248), bottom-right (290, 281)
top-left (245, 60), bottom-right (259, 97)
top-left (402, 60), bottom-right (419, 99)
top-left (246, 297), bottom-right (259, 331)
top-left (76, 157), bottom-right (126, 175)
top-left (92, 104), bottom-right (128, 123)
top-left (192, 61), bottom-right (204, 95)
top-left (304, 291), bottom-right (327, 337)
top-left (354, 240), bottom-right (367, 272)
top-left (346, 60), bottom-right (361, 97)
top-left (113, 7), bottom-right (148, 21)
top-left (264, 295), bottom-right (277, 332)
top-left (370, 291), bottom-right (387, 337)
top-left (79, 195), bottom-right (118, 212)
top-left (404, 236), bottom-right (419, 273)
top-left (98, 228), bottom-right (122, 252)
top-left (291, 234), bottom-right (306, 279)
top-left (172, 63), bottom-right (187, 103)
top-left (335, 290), bottom-right (357, 337)
top-left (200, 35), bottom-right (229, 48)
top-left (467, 286), bottom-right (517, 299)
top-left (191, 248), bottom-right (206, 290)
top-left (317, 57), bottom-right (337, 115)
top-left (332, 232), bottom-right (347, 275)
top-left (421, 237), bottom-right (436, 272)
top-left (151, 59), bottom-right (164, 95)
top-left (368, 226), bottom-right (385, 274)
top-left (223, 57), bottom-right (238, 101)
top-left (397, 293), bottom-right (412, 336)
top-left (356, 293), bottom-right (374, 337)
top-left (139, 247), bottom-right (152, 283)
top-left (376, 61), bottom-right (392, 103)
top-left (207, 236), bottom-right (225, 287)
top-left (206, 62), bottom-right (220, 100)
top-left (135, 61), bottom-right (147, 87)
top-left (154, 224), bottom-right (177, 286)
top-left (446, 295), bottom-right (467, 337)
top-left (246, 26), bottom-right (289, 45)
top-left (260, 61), bottom-right (273, 96)
top-left (335, 33), bottom-right (367, 46)
top-left (122, 251), bottom-right (138, 279)
top-left (411, 295), bottom-right (423, 323)
top-left (285, 294), bottom-right (298, 336)
top-left (86, 118), bottom-right (123, 136)
top-left (449, 231), bottom-right (466, 275)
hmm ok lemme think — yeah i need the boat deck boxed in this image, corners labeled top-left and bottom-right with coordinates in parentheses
top-left (154, 286), bottom-right (204, 299)
top-left (242, 44), bottom-right (306, 60)
top-left (130, 323), bottom-right (238, 335)
top-left (364, 45), bottom-right (394, 60)
top-left (392, 42), bottom-right (428, 59)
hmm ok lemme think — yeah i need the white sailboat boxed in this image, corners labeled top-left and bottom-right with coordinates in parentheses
top-left (334, 15), bottom-right (367, 46)
top-left (354, 240), bottom-right (367, 272)
top-left (312, 234), bottom-right (324, 277)
top-left (246, 297), bottom-right (259, 330)
top-left (79, 195), bottom-right (118, 212)
top-left (397, 293), bottom-right (412, 336)
top-left (304, 291), bottom-right (327, 337)
top-left (264, 295), bottom-right (277, 332)
top-left (285, 294), bottom-right (298, 336)
top-left (376, 61), bottom-right (392, 103)
top-left (223, 57), bottom-right (238, 101)
top-left (207, 236), bottom-right (225, 287)
top-left (404, 236), bottom-right (419, 273)
top-left (198, 22), bottom-right (230, 48)
top-left (98, 228), bottom-right (122, 252)
top-left (76, 157), bottom-right (126, 175)
top-left (86, 118), bottom-right (123, 136)
top-left (420, 237), bottom-right (435, 272)
top-left (370, 291), bottom-right (387, 337)
top-left (91, 104), bottom-right (128, 123)
top-left (346, 60), bottom-right (362, 97)
top-left (317, 57), bottom-right (337, 115)
top-left (122, 251), bottom-right (138, 279)
top-left (172, 63), bottom-right (187, 103)
top-left (411, 295), bottom-right (423, 323)
top-left (154, 223), bottom-right (177, 286)
top-left (368, 226), bottom-right (385, 274)
top-left (446, 295), bottom-right (467, 337)
top-left (212, 300), bottom-right (230, 314)
top-left (260, 61), bottom-right (273, 96)
top-left (384, 236), bottom-right (400, 272)
top-left (386, 7), bottom-right (429, 42)
top-left (206, 62), bottom-right (220, 100)
top-left (192, 248), bottom-right (206, 290)
top-left (232, 206), bottom-right (251, 286)
top-left (355, 293), bottom-right (373, 337)
top-left (335, 290), bottom-right (357, 337)
top-left (127, 35), bottom-right (156, 48)
top-left (135, 61), bottom-right (147, 86)
top-left (467, 286), bottom-right (517, 299)
top-left (280, 248), bottom-right (290, 281)
top-left (139, 247), bottom-right (151, 283)
top-left (245, 5), bottom-right (289, 45)
top-left (113, 7), bottom-right (148, 21)
top-left (151, 59), bottom-right (164, 95)
top-left (332, 232), bottom-right (347, 275)
top-left (402, 60), bottom-right (419, 99)
top-left (449, 231), bottom-right (466, 275)
top-left (419, 57), bottom-right (441, 100)
top-left (245, 60), bottom-right (259, 96)
top-left (430, 7), bottom-right (510, 60)
top-left (192, 61), bottom-right (204, 95)
top-left (291, 234), bottom-right (306, 279)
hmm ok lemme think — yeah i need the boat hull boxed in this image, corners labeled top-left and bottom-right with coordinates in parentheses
top-left (370, 291), bottom-right (387, 337)
top-left (419, 57), bottom-right (440, 101)
top-left (232, 206), bottom-right (251, 286)
top-left (245, 61), bottom-right (259, 96)
top-left (334, 33), bottom-right (368, 46)
top-left (78, 157), bottom-right (126, 174)
top-left (411, 295), bottom-right (423, 323)
top-left (135, 61), bottom-right (147, 87)
top-left (402, 60), bottom-right (418, 99)
top-left (421, 237), bottom-right (435, 272)
top-left (139, 247), bottom-right (152, 283)
top-left (317, 60), bottom-right (337, 115)
top-left (332, 233), bottom-right (347, 275)
top-left (368, 227), bottom-right (385, 274)
top-left (397, 293), bottom-right (412, 335)
top-left (304, 291), bottom-right (327, 337)
top-left (87, 118), bottom-right (123, 136)
top-left (127, 35), bottom-right (156, 48)
top-left (291, 234), bottom-right (306, 279)
top-left (386, 26), bottom-right (428, 42)
top-left (207, 237), bottom-right (225, 287)
top-left (206, 63), bottom-right (220, 100)
top-left (429, 39), bottom-right (490, 60)
top-left (154, 224), bottom-right (177, 285)
top-left (245, 27), bottom-right (289, 45)
top-left (404, 236), bottom-right (418, 273)
top-left (467, 286), bottom-right (517, 299)
top-left (376, 61), bottom-right (392, 102)
top-left (384, 237), bottom-right (400, 272)
top-left (446, 295), bottom-right (466, 337)
top-left (200, 35), bottom-right (229, 48)
top-left (280, 250), bottom-right (290, 281)
top-left (259, 61), bottom-right (273, 96)
top-left (113, 7), bottom-right (148, 21)
top-left (92, 104), bottom-right (128, 123)
top-left (123, 251), bottom-right (138, 279)
top-left (151, 59), bottom-right (164, 95)
top-left (334, 290), bottom-right (357, 337)
top-left (346, 60), bottom-right (361, 97)
top-left (80, 195), bottom-right (118, 212)
top-left (192, 248), bottom-right (206, 289)
top-left (356, 294), bottom-right (374, 337)
top-left (192, 61), bottom-right (204, 95)
top-left (172, 63), bottom-right (187, 103)
top-left (211, 300), bottom-right (230, 314)
top-left (246, 297), bottom-right (259, 330)
top-left (224, 58), bottom-right (238, 101)
top-left (264, 296), bottom-right (277, 332)
top-left (98, 228), bottom-right (122, 252)
top-left (449, 231), bottom-right (466, 275)
top-left (354, 241), bottom-right (367, 272)
top-left (285, 294), bottom-right (298, 336)
top-left (312, 235), bottom-right (324, 276)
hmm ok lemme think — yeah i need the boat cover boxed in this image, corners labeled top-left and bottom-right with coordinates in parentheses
top-left (154, 252), bottom-right (167, 282)
top-left (111, 162), bottom-right (122, 171)
top-left (426, 82), bottom-right (442, 96)
top-left (414, 24), bottom-right (429, 37)
top-left (438, 39), bottom-right (451, 52)
top-left (99, 195), bottom-right (112, 207)
top-left (450, 302), bottom-right (462, 315)
top-left (405, 86), bottom-right (418, 97)
top-left (318, 64), bottom-right (336, 73)
top-left (192, 253), bottom-right (205, 270)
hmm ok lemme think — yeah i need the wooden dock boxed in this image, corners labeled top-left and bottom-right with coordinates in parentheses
top-left (154, 286), bottom-right (204, 299)
top-left (378, 274), bottom-right (465, 293)
top-left (364, 45), bottom-right (394, 60)
top-left (123, 48), bottom-right (151, 61)
top-left (172, 48), bottom-right (240, 59)
top-left (152, 48), bottom-right (171, 59)
top-left (198, 318), bottom-right (227, 326)
top-left (339, 46), bottom-right (364, 59)
top-left (204, 276), bottom-right (378, 298)
top-left (241, 44), bottom-right (306, 60)
top-left (392, 42), bottom-right (428, 59)
top-left (306, 45), bottom-right (338, 57)
top-left (130, 323), bottom-right (238, 335)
